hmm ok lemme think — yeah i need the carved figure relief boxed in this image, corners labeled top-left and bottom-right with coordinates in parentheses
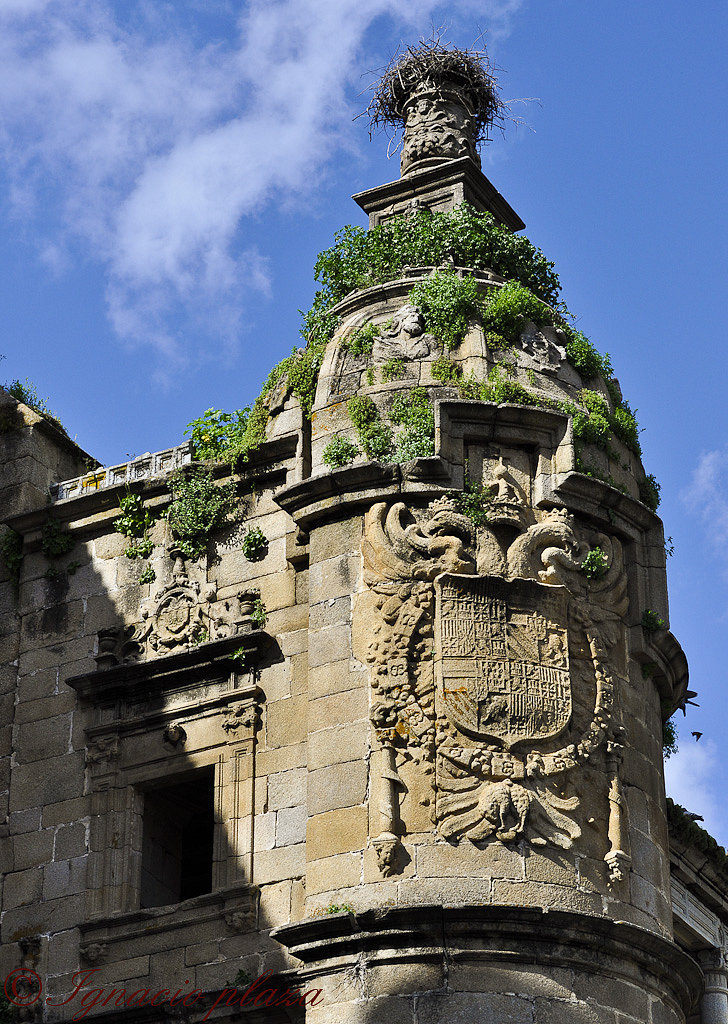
top-left (371, 304), bottom-right (435, 364)
top-left (360, 481), bottom-right (630, 871)
top-left (401, 88), bottom-right (479, 174)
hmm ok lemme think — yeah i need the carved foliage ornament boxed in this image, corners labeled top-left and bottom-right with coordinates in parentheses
top-left (362, 491), bottom-right (629, 864)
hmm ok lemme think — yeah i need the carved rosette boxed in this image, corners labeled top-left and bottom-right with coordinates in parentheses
top-left (360, 484), bottom-right (630, 873)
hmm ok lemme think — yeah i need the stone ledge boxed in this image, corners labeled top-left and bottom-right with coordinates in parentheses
top-left (66, 630), bottom-right (271, 704)
top-left (273, 903), bottom-right (702, 1017)
top-left (352, 156), bottom-right (525, 232)
top-left (80, 882), bottom-right (259, 953)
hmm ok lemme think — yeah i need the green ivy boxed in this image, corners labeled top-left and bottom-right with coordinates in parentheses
top-left (611, 402), bottom-right (641, 455)
top-left (662, 703), bottom-right (678, 760)
top-left (641, 609), bottom-right (667, 633)
top-left (41, 517), bottom-right (74, 559)
top-left (481, 280), bottom-right (558, 348)
top-left (381, 357), bottom-right (405, 382)
top-left (114, 492), bottom-right (156, 561)
top-left (453, 478), bottom-right (496, 526)
top-left (241, 525), bottom-right (268, 561)
top-left (138, 563), bottom-right (156, 585)
top-left (409, 270), bottom-right (483, 350)
top-left (581, 547), bottom-right (609, 580)
top-left (389, 387), bottom-right (435, 461)
top-left (303, 205), bottom-right (561, 353)
top-left (342, 322), bottom-right (382, 356)
top-left (167, 469), bottom-right (236, 560)
top-left (322, 435), bottom-right (360, 468)
top-left (430, 355), bottom-right (463, 383)
top-left (5, 377), bottom-right (66, 434)
top-left (347, 396), bottom-right (393, 461)
top-left (185, 407), bottom-right (250, 462)
top-left (639, 473), bottom-right (661, 511)
top-left (251, 599), bottom-right (267, 628)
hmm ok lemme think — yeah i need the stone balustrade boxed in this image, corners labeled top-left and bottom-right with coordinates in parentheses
top-left (50, 441), bottom-right (193, 501)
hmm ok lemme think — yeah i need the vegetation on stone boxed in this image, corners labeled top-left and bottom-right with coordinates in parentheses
top-left (409, 270), bottom-right (483, 350)
top-left (166, 469), bottom-right (236, 560)
top-left (4, 376), bottom-right (66, 434)
top-left (240, 525), bottom-right (268, 562)
top-left (453, 478), bottom-right (496, 526)
top-left (322, 435), bottom-right (360, 468)
top-left (641, 608), bottom-right (667, 633)
top-left (580, 547), bottom-right (609, 580)
top-left (0, 527), bottom-right (22, 590)
top-left (389, 387), bottom-right (435, 461)
top-left (40, 516), bottom-right (74, 559)
top-left (347, 396), bottom-right (393, 461)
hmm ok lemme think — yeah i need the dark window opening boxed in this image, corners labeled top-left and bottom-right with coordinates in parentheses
top-left (140, 768), bottom-right (215, 908)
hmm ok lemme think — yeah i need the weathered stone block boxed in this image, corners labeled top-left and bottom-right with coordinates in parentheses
top-left (309, 760), bottom-right (368, 815)
top-left (276, 804), bottom-right (307, 847)
top-left (306, 806), bottom-right (368, 860)
top-left (265, 695), bottom-right (308, 748)
top-left (308, 723), bottom-right (370, 770)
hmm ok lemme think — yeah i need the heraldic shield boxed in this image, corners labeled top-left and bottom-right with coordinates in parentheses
top-left (435, 573), bottom-right (572, 748)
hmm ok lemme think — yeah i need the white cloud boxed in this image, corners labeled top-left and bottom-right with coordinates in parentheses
top-left (0, 0), bottom-right (524, 373)
top-left (665, 736), bottom-right (728, 848)
top-left (682, 448), bottom-right (728, 558)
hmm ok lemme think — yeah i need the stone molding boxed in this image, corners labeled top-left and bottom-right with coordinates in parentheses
top-left (80, 882), bottom-right (258, 953)
top-left (274, 904), bottom-right (702, 1018)
top-left (352, 155), bottom-right (525, 231)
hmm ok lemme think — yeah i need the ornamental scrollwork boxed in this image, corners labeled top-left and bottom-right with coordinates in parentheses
top-left (360, 483), bottom-right (630, 870)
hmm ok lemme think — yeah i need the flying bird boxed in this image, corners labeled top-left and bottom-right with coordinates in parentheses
top-left (692, 732), bottom-right (703, 741)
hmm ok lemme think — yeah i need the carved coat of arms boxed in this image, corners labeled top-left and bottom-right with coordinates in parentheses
top-left (436, 574), bottom-right (571, 748)
top-left (359, 486), bottom-right (632, 878)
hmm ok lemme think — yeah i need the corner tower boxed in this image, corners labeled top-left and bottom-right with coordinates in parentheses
top-left (269, 41), bottom-right (701, 1022)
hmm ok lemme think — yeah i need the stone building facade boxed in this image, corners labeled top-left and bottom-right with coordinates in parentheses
top-left (2, 55), bottom-right (728, 1024)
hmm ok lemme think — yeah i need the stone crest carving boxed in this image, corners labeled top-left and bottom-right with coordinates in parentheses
top-left (94, 550), bottom-right (260, 666)
top-left (436, 575), bottom-right (571, 746)
top-left (359, 479), bottom-right (630, 869)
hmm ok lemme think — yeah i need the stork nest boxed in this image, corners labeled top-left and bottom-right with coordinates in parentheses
top-left (366, 38), bottom-right (505, 146)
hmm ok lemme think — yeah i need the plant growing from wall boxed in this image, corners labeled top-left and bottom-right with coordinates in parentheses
top-left (430, 355), bottom-right (462, 383)
top-left (662, 704), bottom-right (678, 760)
top-left (389, 387), bottom-right (435, 460)
top-left (251, 599), bottom-right (267, 628)
top-left (167, 469), bottom-right (236, 560)
top-left (347, 396), bottom-right (393, 461)
top-left (453, 477), bottom-right (496, 526)
top-left (185, 407), bottom-right (250, 462)
top-left (580, 546), bottom-right (609, 580)
top-left (4, 376), bottom-right (66, 434)
top-left (409, 270), bottom-right (483, 350)
top-left (241, 525), bottom-right (268, 562)
top-left (322, 435), bottom-right (360, 468)
top-left (342, 322), bottom-right (382, 356)
top-left (381, 357), bottom-right (405, 382)
top-left (114, 492), bottom-right (155, 558)
top-left (639, 473), bottom-right (661, 512)
top-left (41, 516), bottom-right (74, 559)
top-left (641, 609), bottom-right (667, 633)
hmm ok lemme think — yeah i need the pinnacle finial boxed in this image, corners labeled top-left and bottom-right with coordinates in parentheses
top-left (367, 37), bottom-right (504, 177)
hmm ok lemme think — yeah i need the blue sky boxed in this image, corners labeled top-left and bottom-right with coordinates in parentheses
top-left (1, 1), bottom-right (727, 842)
